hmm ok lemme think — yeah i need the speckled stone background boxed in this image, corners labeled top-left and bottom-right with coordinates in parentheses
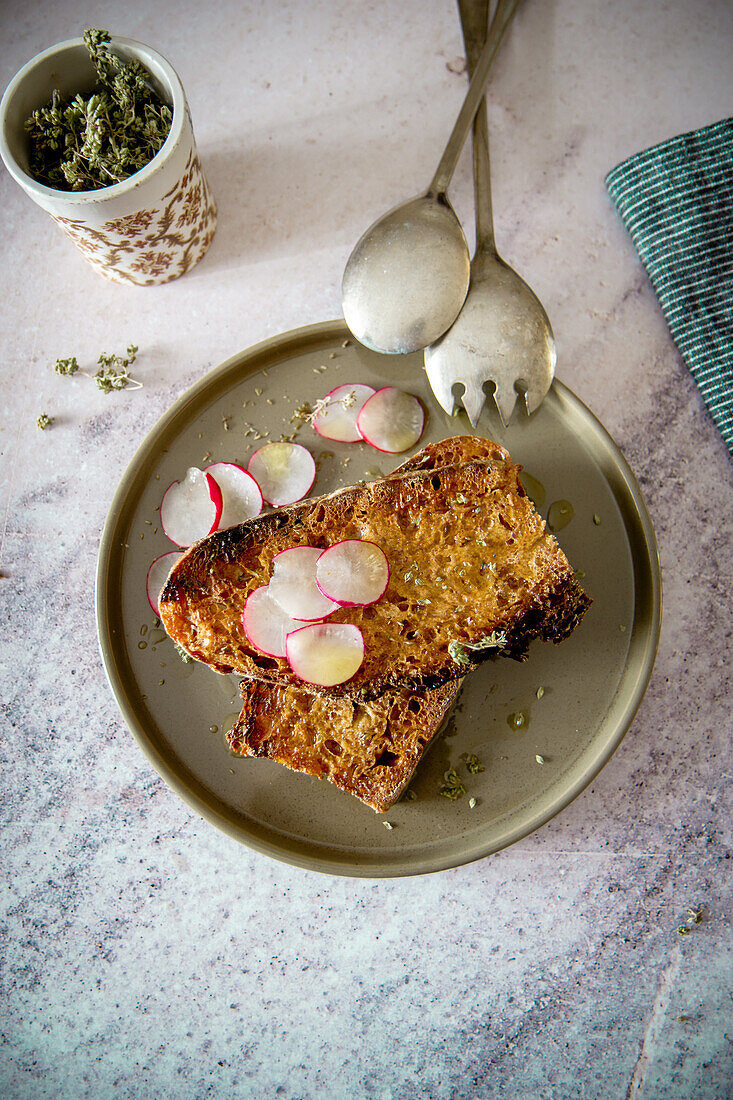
top-left (2, 1), bottom-right (732, 1097)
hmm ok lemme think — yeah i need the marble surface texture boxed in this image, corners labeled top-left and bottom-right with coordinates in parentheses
top-left (2, 1), bottom-right (732, 1097)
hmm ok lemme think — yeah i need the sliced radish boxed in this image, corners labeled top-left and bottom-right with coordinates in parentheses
top-left (286, 623), bottom-right (365, 687)
top-left (269, 546), bottom-right (338, 621)
top-left (356, 386), bottom-right (425, 454)
top-left (160, 467), bottom-right (223, 547)
top-left (146, 551), bottom-right (182, 615)
top-left (316, 540), bottom-right (389, 607)
top-left (247, 442), bottom-right (316, 507)
top-left (205, 462), bottom-right (263, 529)
top-left (312, 383), bottom-right (376, 442)
top-left (242, 584), bottom-right (304, 658)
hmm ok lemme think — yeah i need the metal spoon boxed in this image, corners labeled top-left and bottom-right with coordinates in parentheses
top-left (341, 0), bottom-right (520, 355)
top-left (424, 0), bottom-right (556, 426)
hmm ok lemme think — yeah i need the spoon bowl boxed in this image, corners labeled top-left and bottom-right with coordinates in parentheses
top-left (342, 194), bottom-right (470, 355)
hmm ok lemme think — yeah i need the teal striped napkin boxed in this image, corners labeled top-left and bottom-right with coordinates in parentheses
top-left (606, 118), bottom-right (733, 457)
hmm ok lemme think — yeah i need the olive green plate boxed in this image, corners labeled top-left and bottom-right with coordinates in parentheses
top-left (96, 320), bottom-right (661, 877)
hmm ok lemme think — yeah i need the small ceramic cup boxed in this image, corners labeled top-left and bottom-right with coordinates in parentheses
top-left (0, 35), bottom-right (217, 286)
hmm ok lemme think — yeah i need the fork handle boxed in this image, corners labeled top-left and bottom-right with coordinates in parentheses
top-left (458, 0), bottom-right (501, 255)
top-left (429, 0), bottom-right (518, 198)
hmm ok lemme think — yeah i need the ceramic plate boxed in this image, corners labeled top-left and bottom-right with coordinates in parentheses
top-left (96, 320), bottom-right (661, 877)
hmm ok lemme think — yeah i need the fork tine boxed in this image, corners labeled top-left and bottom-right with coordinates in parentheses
top-left (523, 374), bottom-right (553, 417)
top-left (493, 376), bottom-right (517, 428)
top-left (461, 380), bottom-right (486, 427)
top-left (424, 353), bottom-right (456, 416)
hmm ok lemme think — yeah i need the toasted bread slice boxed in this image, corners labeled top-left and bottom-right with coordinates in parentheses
top-left (160, 438), bottom-right (590, 698)
top-left (228, 677), bottom-right (462, 813)
top-left (224, 439), bottom-right (494, 812)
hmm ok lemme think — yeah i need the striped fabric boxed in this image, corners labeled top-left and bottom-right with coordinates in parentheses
top-left (605, 118), bottom-right (733, 457)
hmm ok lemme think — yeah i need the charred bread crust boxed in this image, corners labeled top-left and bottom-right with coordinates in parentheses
top-left (227, 678), bottom-right (462, 813)
top-left (395, 436), bottom-right (512, 473)
top-left (160, 440), bottom-right (591, 699)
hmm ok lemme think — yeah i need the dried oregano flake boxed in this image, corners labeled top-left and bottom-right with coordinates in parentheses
top-left (54, 345), bottom-right (141, 393)
top-left (448, 630), bottom-right (507, 667)
top-left (440, 768), bottom-right (466, 801)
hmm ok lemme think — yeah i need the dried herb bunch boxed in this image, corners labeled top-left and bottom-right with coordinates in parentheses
top-left (25, 28), bottom-right (172, 191)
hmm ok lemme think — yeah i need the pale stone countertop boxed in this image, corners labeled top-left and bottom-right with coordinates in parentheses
top-left (1, 1), bottom-right (732, 1097)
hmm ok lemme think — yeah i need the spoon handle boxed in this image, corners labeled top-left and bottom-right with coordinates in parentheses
top-left (459, 0), bottom-right (498, 254)
top-left (428, 0), bottom-right (519, 199)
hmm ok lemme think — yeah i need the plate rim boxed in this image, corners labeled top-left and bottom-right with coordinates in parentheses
top-left (96, 319), bottom-right (662, 878)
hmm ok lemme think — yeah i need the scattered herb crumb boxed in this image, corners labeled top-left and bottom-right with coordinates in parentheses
top-left (290, 402), bottom-right (314, 425)
top-left (36, 412), bottom-right (53, 430)
top-left (448, 631), bottom-right (507, 666)
top-left (462, 753), bottom-right (484, 775)
top-left (54, 357), bottom-right (79, 376)
top-left (174, 642), bottom-right (193, 664)
top-left (440, 768), bottom-right (466, 800)
top-left (95, 346), bottom-right (141, 392)
top-left (536, 685), bottom-right (545, 699)
top-left (677, 906), bottom-right (704, 936)
top-left (255, 387), bottom-right (263, 396)
top-left (383, 821), bottom-right (393, 830)
top-left (54, 345), bottom-right (141, 393)
top-left (535, 754), bottom-right (545, 765)
top-left (468, 797), bottom-right (477, 809)
top-left (593, 513), bottom-right (601, 525)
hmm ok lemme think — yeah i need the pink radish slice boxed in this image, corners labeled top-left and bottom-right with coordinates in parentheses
top-left (356, 386), bottom-right (425, 454)
top-left (205, 462), bottom-right (263, 529)
top-left (312, 383), bottom-right (376, 442)
top-left (160, 467), bottom-right (223, 547)
top-left (269, 546), bottom-right (338, 621)
top-left (286, 623), bottom-right (365, 687)
top-left (242, 585), bottom-right (304, 658)
top-left (316, 540), bottom-right (389, 606)
top-left (146, 551), bottom-right (182, 616)
top-left (247, 442), bottom-right (316, 507)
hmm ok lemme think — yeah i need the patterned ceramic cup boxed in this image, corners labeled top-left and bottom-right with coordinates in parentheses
top-left (0, 35), bottom-right (216, 286)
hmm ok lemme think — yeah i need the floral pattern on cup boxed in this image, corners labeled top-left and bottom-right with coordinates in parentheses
top-left (53, 150), bottom-right (217, 286)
